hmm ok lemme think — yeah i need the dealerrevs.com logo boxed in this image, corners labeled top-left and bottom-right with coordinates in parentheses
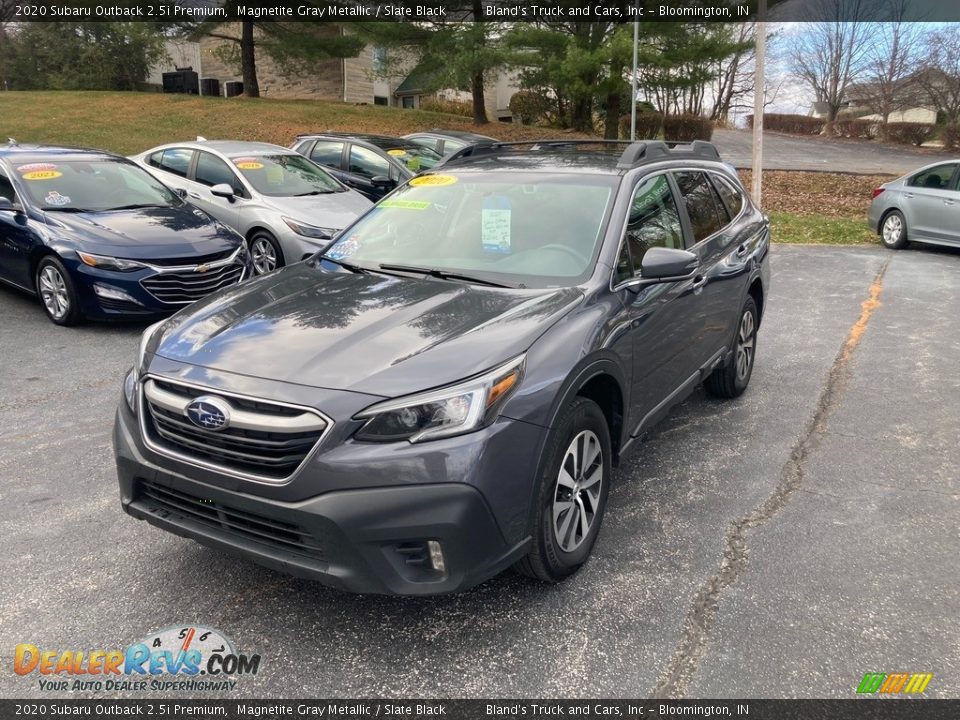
top-left (14, 625), bottom-right (261, 692)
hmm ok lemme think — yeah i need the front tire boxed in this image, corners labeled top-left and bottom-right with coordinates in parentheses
top-left (516, 397), bottom-right (611, 583)
top-left (249, 230), bottom-right (285, 275)
top-left (705, 296), bottom-right (758, 399)
top-left (36, 256), bottom-right (82, 326)
top-left (880, 210), bottom-right (908, 249)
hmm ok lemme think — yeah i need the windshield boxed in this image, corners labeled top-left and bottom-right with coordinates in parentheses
top-left (322, 171), bottom-right (616, 288)
top-left (230, 154), bottom-right (343, 196)
top-left (15, 158), bottom-right (178, 212)
top-left (374, 143), bottom-right (442, 173)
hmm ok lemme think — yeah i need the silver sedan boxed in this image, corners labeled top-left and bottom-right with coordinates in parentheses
top-left (131, 140), bottom-right (373, 274)
top-left (868, 160), bottom-right (960, 250)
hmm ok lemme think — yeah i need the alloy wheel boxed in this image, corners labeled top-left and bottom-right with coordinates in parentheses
top-left (553, 430), bottom-right (604, 553)
top-left (39, 265), bottom-right (70, 320)
top-left (882, 214), bottom-right (902, 246)
top-left (251, 238), bottom-right (277, 274)
top-left (736, 308), bottom-right (756, 381)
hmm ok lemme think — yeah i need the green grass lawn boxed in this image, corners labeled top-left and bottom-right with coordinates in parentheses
top-left (769, 212), bottom-right (878, 246)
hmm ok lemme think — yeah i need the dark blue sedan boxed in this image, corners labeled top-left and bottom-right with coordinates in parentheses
top-left (0, 142), bottom-right (250, 325)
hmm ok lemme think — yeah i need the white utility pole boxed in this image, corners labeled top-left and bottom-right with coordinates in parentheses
top-left (630, 3), bottom-right (639, 142)
top-left (751, 0), bottom-right (767, 206)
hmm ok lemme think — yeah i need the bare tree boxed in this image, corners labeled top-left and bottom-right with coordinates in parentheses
top-left (788, 0), bottom-right (879, 134)
top-left (856, 0), bottom-right (924, 137)
top-left (917, 26), bottom-right (960, 124)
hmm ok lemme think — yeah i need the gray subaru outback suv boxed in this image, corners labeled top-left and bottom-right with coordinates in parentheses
top-left (113, 140), bottom-right (770, 595)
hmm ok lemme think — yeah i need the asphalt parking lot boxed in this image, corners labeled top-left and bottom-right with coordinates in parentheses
top-left (1, 244), bottom-right (958, 699)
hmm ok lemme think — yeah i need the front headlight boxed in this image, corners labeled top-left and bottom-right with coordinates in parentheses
top-left (77, 251), bottom-right (146, 272)
top-left (123, 369), bottom-right (137, 414)
top-left (135, 320), bottom-right (165, 377)
top-left (354, 356), bottom-right (524, 443)
top-left (282, 216), bottom-right (338, 240)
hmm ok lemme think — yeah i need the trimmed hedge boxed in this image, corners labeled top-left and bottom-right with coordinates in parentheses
top-left (419, 97), bottom-right (473, 117)
top-left (941, 123), bottom-right (960, 150)
top-left (663, 114), bottom-right (713, 141)
top-left (508, 90), bottom-right (550, 125)
top-left (746, 113), bottom-right (825, 135)
top-left (619, 111), bottom-right (664, 139)
top-left (833, 118), bottom-right (878, 139)
top-left (886, 122), bottom-right (936, 146)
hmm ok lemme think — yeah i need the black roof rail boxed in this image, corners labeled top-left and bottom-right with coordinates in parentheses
top-left (440, 138), bottom-right (722, 169)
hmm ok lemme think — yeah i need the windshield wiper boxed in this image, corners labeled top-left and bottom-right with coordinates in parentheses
top-left (294, 190), bottom-right (334, 196)
top-left (319, 255), bottom-right (369, 274)
top-left (102, 203), bottom-right (168, 211)
top-left (376, 263), bottom-right (512, 288)
top-left (43, 207), bottom-right (96, 213)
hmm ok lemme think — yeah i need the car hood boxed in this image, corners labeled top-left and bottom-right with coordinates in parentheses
top-left (44, 205), bottom-right (241, 259)
top-left (264, 191), bottom-right (372, 230)
top-left (153, 264), bottom-right (583, 397)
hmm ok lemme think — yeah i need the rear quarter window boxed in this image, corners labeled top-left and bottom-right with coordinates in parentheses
top-left (711, 174), bottom-right (745, 218)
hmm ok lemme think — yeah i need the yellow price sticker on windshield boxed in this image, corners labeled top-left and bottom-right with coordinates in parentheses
top-left (380, 199), bottom-right (431, 210)
top-left (235, 161), bottom-right (264, 170)
top-left (22, 170), bottom-right (62, 180)
top-left (387, 149), bottom-right (407, 157)
top-left (409, 174), bottom-right (457, 187)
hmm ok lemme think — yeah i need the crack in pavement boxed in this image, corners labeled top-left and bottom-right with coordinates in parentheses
top-left (649, 256), bottom-right (892, 699)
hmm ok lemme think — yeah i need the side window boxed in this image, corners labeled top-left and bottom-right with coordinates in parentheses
top-left (616, 175), bottom-right (683, 282)
top-left (908, 164), bottom-right (957, 190)
top-left (0, 171), bottom-right (17, 202)
top-left (674, 171), bottom-right (728, 243)
top-left (443, 139), bottom-right (467, 154)
top-left (147, 151), bottom-right (164, 169)
top-left (348, 145), bottom-right (390, 179)
top-left (710, 174), bottom-right (744, 218)
top-left (309, 141), bottom-right (344, 170)
top-left (195, 151), bottom-right (240, 192)
top-left (407, 136), bottom-right (439, 152)
top-left (157, 148), bottom-right (194, 179)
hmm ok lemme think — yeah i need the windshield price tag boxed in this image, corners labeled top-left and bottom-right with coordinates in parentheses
top-left (481, 196), bottom-right (512, 254)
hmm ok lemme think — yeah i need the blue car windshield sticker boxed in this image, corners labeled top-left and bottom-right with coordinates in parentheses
top-left (44, 191), bottom-right (71, 207)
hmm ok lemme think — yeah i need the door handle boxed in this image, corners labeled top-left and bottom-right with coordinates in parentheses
top-left (692, 274), bottom-right (708, 290)
top-left (735, 243), bottom-right (749, 257)
top-left (188, 192), bottom-right (201, 199)
top-left (945, 199), bottom-right (956, 206)
top-left (905, 193), bottom-right (915, 199)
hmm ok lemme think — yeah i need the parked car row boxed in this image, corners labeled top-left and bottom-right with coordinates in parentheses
top-left (0, 129), bottom-right (480, 325)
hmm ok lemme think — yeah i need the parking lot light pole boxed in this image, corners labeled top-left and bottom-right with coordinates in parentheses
top-left (630, 3), bottom-right (639, 142)
top-left (751, 0), bottom-right (767, 206)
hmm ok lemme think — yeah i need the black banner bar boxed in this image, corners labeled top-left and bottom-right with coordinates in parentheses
top-left (1, 700), bottom-right (959, 720)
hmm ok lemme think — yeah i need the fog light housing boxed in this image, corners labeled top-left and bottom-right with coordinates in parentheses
top-left (427, 540), bottom-right (446, 574)
top-left (93, 283), bottom-right (142, 305)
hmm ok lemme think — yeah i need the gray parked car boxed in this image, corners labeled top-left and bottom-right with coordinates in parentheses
top-left (131, 140), bottom-right (373, 274)
top-left (114, 140), bottom-right (770, 595)
top-left (402, 129), bottom-right (496, 157)
top-left (869, 160), bottom-right (960, 249)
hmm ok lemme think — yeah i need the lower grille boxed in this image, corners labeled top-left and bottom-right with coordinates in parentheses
top-left (141, 377), bottom-right (330, 482)
top-left (141, 263), bottom-right (244, 305)
top-left (137, 480), bottom-right (324, 560)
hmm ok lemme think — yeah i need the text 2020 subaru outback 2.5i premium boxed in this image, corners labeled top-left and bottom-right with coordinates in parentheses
top-left (113, 140), bottom-right (770, 595)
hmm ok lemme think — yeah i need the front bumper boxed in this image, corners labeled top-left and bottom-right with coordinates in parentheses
top-left (114, 402), bottom-right (531, 595)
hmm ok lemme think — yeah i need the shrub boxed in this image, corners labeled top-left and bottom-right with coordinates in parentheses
top-left (747, 113), bottom-right (824, 135)
top-left (663, 114), bottom-right (713, 141)
top-left (834, 118), bottom-right (878, 139)
top-left (508, 90), bottom-right (551, 125)
top-left (619, 111), bottom-right (664, 139)
top-left (941, 123), bottom-right (960, 150)
top-left (419, 97), bottom-right (473, 117)
top-left (885, 122), bottom-right (936, 146)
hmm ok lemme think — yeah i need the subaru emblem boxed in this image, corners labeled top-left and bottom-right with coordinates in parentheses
top-left (185, 396), bottom-right (231, 431)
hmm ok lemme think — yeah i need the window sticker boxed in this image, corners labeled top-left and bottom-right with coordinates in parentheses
top-left (387, 149), bottom-right (407, 157)
top-left (22, 170), bottom-right (62, 180)
top-left (325, 235), bottom-right (361, 260)
top-left (481, 195), bottom-right (512, 254)
top-left (409, 174), bottom-right (457, 187)
top-left (232, 157), bottom-right (264, 170)
top-left (265, 167), bottom-right (284, 185)
top-left (17, 163), bottom-right (57, 173)
top-left (405, 156), bottom-right (421, 172)
top-left (44, 191), bottom-right (71, 207)
top-left (379, 199), bottom-right (430, 210)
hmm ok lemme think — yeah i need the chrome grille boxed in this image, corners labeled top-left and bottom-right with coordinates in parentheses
top-left (147, 249), bottom-right (237, 267)
top-left (137, 480), bottom-right (324, 560)
top-left (141, 377), bottom-right (330, 482)
top-left (141, 263), bottom-right (244, 305)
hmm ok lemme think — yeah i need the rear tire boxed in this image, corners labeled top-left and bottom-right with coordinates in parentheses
top-left (36, 256), bottom-right (82, 326)
top-left (515, 397), bottom-right (611, 583)
top-left (705, 296), bottom-right (757, 399)
top-left (880, 210), bottom-right (908, 249)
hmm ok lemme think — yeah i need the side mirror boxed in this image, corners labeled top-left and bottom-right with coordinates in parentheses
top-left (0, 197), bottom-right (15, 212)
top-left (640, 247), bottom-right (699, 281)
top-left (371, 176), bottom-right (396, 190)
top-left (210, 183), bottom-right (235, 200)
top-left (173, 188), bottom-right (188, 199)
